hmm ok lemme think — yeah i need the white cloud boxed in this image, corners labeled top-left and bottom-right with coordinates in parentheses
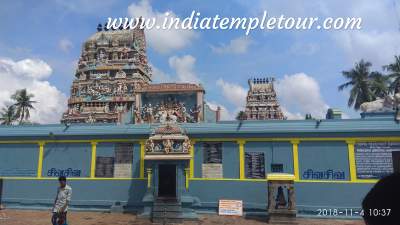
top-left (150, 63), bottom-right (173, 83)
top-left (211, 36), bottom-right (252, 54)
top-left (289, 42), bottom-right (319, 56)
top-left (5, 58), bottom-right (52, 80)
top-left (127, 0), bottom-right (197, 54)
top-left (168, 55), bottom-right (200, 83)
top-left (58, 38), bottom-right (73, 53)
top-left (275, 73), bottom-right (329, 119)
top-left (247, 0), bottom-right (400, 66)
top-left (206, 101), bottom-right (236, 120)
top-left (334, 31), bottom-right (400, 66)
top-left (0, 58), bottom-right (67, 124)
top-left (215, 78), bottom-right (247, 108)
top-left (280, 106), bottom-right (303, 120)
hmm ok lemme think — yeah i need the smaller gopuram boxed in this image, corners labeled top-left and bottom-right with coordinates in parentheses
top-left (244, 78), bottom-right (285, 120)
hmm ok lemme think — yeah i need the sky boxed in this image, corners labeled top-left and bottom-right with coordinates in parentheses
top-left (1, 0), bottom-right (400, 123)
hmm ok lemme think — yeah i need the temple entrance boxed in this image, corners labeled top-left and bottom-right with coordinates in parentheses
top-left (158, 164), bottom-right (176, 198)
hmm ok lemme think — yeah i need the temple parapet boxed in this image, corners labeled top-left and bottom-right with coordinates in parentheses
top-left (133, 83), bottom-right (207, 124)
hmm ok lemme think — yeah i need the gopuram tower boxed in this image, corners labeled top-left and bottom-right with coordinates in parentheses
top-left (61, 24), bottom-right (152, 123)
top-left (244, 78), bottom-right (285, 120)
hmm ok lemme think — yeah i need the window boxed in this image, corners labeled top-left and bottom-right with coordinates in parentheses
top-left (245, 152), bottom-right (265, 179)
top-left (271, 163), bottom-right (283, 173)
top-left (202, 143), bottom-right (223, 178)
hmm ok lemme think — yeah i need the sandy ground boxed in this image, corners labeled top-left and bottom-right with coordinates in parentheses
top-left (0, 209), bottom-right (365, 225)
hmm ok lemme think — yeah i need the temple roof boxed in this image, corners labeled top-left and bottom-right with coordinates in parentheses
top-left (86, 30), bottom-right (134, 43)
top-left (0, 115), bottom-right (398, 139)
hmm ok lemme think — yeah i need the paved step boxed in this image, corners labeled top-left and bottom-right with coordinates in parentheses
top-left (153, 205), bottom-right (182, 212)
top-left (152, 211), bottom-right (184, 218)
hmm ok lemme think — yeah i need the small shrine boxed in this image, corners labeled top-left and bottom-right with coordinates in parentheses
top-left (267, 173), bottom-right (297, 224)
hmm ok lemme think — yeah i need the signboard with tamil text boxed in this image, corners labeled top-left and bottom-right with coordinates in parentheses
top-left (218, 199), bottom-right (243, 216)
top-left (355, 142), bottom-right (400, 179)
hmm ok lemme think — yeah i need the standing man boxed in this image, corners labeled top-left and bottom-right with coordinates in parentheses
top-left (52, 176), bottom-right (72, 225)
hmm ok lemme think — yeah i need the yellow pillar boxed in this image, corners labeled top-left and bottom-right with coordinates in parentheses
top-left (185, 168), bottom-right (190, 190)
top-left (189, 140), bottom-right (196, 178)
top-left (346, 139), bottom-right (357, 182)
top-left (147, 168), bottom-right (152, 188)
top-left (237, 139), bottom-right (246, 180)
top-left (139, 140), bottom-right (145, 179)
top-left (37, 142), bottom-right (45, 178)
top-left (291, 140), bottom-right (300, 181)
top-left (90, 141), bottom-right (97, 178)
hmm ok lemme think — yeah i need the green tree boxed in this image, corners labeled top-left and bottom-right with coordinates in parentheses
top-left (305, 114), bottom-right (314, 120)
top-left (383, 55), bottom-right (400, 93)
top-left (236, 111), bottom-right (246, 121)
top-left (338, 60), bottom-right (377, 110)
top-left (0, 105), bottom-right (16, 125)
top-left (11, 89), bottom-right (36, 124)
top-left (369, 72), bottom-right (390, 98)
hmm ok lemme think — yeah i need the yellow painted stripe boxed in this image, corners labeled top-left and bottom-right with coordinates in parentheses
top-left (346, 139), bottom-right (357, 182)
top-left (185, 168), bottom-right (190, 190)
top-left (291, 139), bottom-right (300, 181)
top-left (90, 142), bottom-right (97, 178)
top-left (237, 139), bottom-right (246, 179)
top-left (139, 140), bottom-right (145, 179)
top-left (190, 178), bottom-right (267, 182)
top-left (186, 137), bottom-right (400, 142)
top-left (147, 168), bottom-right (152, 188)
top-left (0, 176), bottom-right (377, 183)
top-left (189, 140), bottom-right (196, 178)
top-left (190, 177), bottom-right (378, 183)
top-left (36, 142), bottom-right (45, 178)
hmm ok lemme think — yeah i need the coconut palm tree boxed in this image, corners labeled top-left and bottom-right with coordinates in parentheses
top-left (0, 105), bottom-right (16, 125)
top-left (369, 72), bottom-right (390, 98)
top-left (383, 55), bottom-right (400, 93)
top-left (236, 111), bottom-right (246, 121)
top-left (338, 60), bottom-right (376, 110)
top-left (11, 89), bottom-right (36, 124)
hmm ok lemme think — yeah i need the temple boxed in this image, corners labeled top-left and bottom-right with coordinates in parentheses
top-left (244, 78), bottom-right (285, 120)
top-left (0, 23), bottom-right (399, 223)
top-left (61, 24), bottom-right (152, 123)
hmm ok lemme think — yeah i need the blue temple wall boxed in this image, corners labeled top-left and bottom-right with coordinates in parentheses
top-left (222, 142), bottom-right (240, 178)
top-left (244, 141), bottom-right (293, 174)
top-left (295, 182), bottom-right (373, 214)
top-left (298, 141), bottom-right (350, 181)
top-left (2, 179), bottom-right (147, 210)
top-left (0, 144), bottom-right (38, 177)
top-left (43, 143), bottom-right (91, 178)
top-left (0, 115), bottom-right (398, 216)
top-left (0, 138), bottom-right (385, 215)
